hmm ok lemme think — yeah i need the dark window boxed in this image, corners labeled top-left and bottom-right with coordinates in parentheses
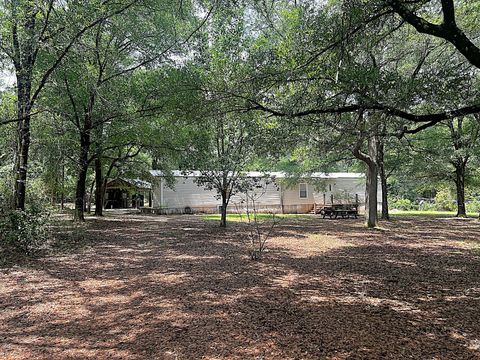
top-left (299, 183), bottom-right (307, 198)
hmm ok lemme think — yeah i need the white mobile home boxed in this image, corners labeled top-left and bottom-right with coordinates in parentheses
top-left (148, 170), bottom-right (379, 214)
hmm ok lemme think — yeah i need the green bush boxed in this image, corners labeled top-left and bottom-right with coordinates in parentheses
top-left (390, 198), bottom-right (414, 210)
top-left (434, 188), bottom-right (456, 211)
top-left (0, 205), bottom-right (52, 255)
top-left (417, 201), bottom-right (437, 211)
top-left (468, 198), bottom-right (480, 213)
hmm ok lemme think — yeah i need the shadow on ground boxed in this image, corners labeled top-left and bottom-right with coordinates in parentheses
top-left (1, 214), bottom-right (479, 359)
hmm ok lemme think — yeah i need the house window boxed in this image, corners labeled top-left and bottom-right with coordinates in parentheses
top-left (299, 183), bottom-right (307, 198)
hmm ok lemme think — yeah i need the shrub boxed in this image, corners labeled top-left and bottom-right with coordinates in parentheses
top-left (468, 198), bottom-right (480, 213)
top-left (236, 187), bottom-right (278, 260)
top-left (417, 201), bottom-right (437, 212)
top-left (434, 188), bottom-right (456, 211)
top-left (0, 205), bottom-right (52, 255)
top-left (390, 198), bottom-right (413, 210)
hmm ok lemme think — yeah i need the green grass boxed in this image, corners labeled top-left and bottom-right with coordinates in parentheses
top-left (391, 210), bottom-right (478, 217)
top-left (204, 210), bottom-right (480, 221)
top-left (202, 213), bottom-right (312, 222)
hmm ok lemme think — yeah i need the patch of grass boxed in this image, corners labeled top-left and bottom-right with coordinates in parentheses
top-left (391, 210), bottom-right (478, 217)
top-left (202, 213), bottom-right (313, 222)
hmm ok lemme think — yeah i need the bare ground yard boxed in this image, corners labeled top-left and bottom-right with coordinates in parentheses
top-left (1, 214), bottom-right (480, 359)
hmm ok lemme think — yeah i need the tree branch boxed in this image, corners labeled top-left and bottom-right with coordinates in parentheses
top-left (387, 0), bottom-right (480, 68)
top-left (30, 1), bottom-right (140, 106)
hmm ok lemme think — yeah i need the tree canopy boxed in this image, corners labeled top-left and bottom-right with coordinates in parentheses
top-left (0, 0), bottom-right (478, 227)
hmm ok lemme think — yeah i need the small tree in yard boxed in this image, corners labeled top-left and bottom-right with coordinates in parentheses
top-left (195, 169), bottom-right (244, 228)
top-left (236, 178), bottom-right (278, 260)
top-left (187, 114), bottom-right (269, 228)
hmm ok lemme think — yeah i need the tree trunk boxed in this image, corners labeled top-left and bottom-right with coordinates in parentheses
top-left (11, 7), bottom-right (36, 211)
top-left (454, 164), bottom-right (467, 217)
top-left (220, 190), bottom-right (228, 228)
top-left (15, 114), bottom-right (31, 210)
top-left (353, 130), bottom-right (379, 228)
top-left (365, 136), bottom-right (379, 228)
top-left (74, 131), bottom-right (91, 222)
top-left (377, 139), bottom-right (389, 220)
top-left (74, 164), bottom-right (88, 221)
top-left (365, 161), bottom-right (378, 228)
top-left (14, 75), bottom-right (32, 211)
top-left (94, 157), bottom-right (103, 216)
top-left (87, 179), bottom-right (95, 213)
top-left (61, 163), bottom-right (65, 210)
top-left (380, 173), bottom-right (389, 220)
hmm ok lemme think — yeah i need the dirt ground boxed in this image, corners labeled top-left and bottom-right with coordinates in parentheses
top-left (1, 213), bottom-right (479, 359)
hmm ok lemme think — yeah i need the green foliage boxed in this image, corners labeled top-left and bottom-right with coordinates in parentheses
top-left (1, 0), bottom-right (479, 227)
top-left (390, 187), bottom-right (469, 212)
top-left (390, 197), bottom-right (413, 210)
top-left (468, 198), bottom-right (480, 213)
top-left (417, 201), bottom-right (437, 212)
top-left (0, 205), bottom-right (52, 255)
top-left (434, 188), bottom-right (457, 212)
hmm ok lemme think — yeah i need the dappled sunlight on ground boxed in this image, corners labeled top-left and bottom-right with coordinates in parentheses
top-left (270, 233), bottom-right (352, 258)
top-left (1, 214), bottom-right (479, 359)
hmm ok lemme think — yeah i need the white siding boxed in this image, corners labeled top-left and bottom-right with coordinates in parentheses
top-left (162, 178), bottom-right (219, 208)
top-left (150, 174), bottom-right (376, 213)
top-left (154, 177), bottom-right (281, 210)
top-left (229, 181), bottom-right (281, 208)
top-left (329, 177), bottom-right (365, 204)
top-left (283, 182), bottom-right (316, 205)
top-left (281, 177), bottom-right (373, 206)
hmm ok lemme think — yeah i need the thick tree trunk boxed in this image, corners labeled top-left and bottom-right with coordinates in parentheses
top-left (11, 8), bottom-right (36, 211)
top-left (454, 164), bottom-right (467, 217)
top-left (365, 162), bottom-right (378, 228)
top-left (377, 139), bottom-right (389, 220)
top-left (14, 75), bottom-right (32, 210)
top-left (74, 131), bottom-right (91, 222)
top-left (364, 136), bottom-right (379, 228)
top-left (94, 157), bottom-right (103, 216)
top-left (220, 190), bottom-right (228, 228)
top-left (74, 164), bottom-right (88, 221)
top-left (353, 130), bottom-right (379, 228)
top-left (380, 174), bottom-right (389, 220)
top-left (15, 114), bottom-right (31, 210)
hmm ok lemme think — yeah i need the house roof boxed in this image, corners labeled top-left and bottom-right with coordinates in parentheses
top-left (149, 170), bottom-right (364, 179)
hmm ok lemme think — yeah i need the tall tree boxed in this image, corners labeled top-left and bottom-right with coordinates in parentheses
top-left (231, 0), bottom-right (479, 225)
top-left (400, 117), bottom-right (480, 217)
top-left (0, 0), bottom-right (139, 210)
top-left (43, 0), bottom-right (204, 221)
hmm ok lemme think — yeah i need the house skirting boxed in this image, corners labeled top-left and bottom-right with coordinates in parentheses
top-left (140, 203), bottom-right (316, 215)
